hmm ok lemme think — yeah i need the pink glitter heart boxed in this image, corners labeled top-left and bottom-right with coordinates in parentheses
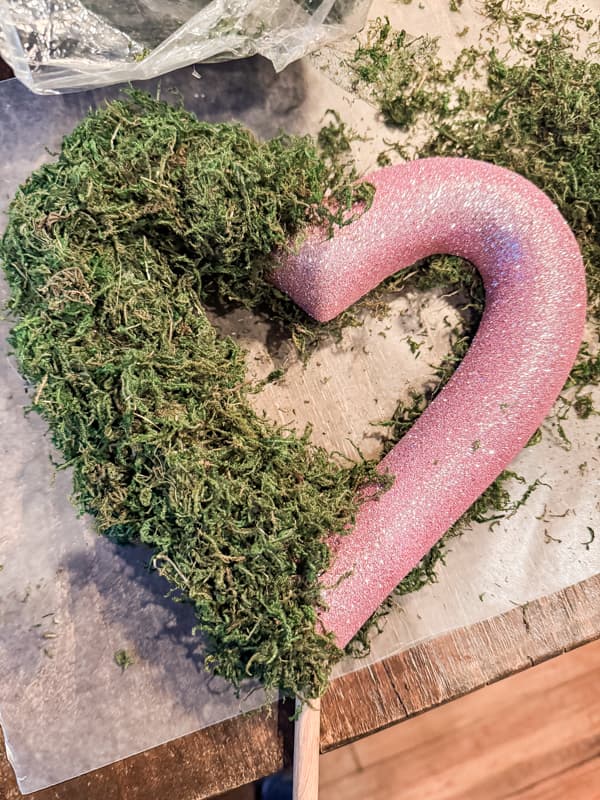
top-left (273, 158), bottom-right (586, 647)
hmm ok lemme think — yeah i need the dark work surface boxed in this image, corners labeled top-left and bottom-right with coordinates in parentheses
top-left (0, 58), bottom-right (13, 80)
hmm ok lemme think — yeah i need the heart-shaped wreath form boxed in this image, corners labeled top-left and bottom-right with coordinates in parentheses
top-left (274, 158), bottom-right (586, 645)
top-left (0, 94), bottom-right (585, 698)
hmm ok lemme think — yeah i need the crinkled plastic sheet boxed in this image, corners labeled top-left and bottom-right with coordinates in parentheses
top-left (0, 0), bottom-right (370, 93)
top-left (0, 53), bottom-right (599, 794)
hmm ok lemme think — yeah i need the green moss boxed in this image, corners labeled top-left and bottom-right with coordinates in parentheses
top-left (114, 649), bottom-right (135, 670)
top-left (0, 91), bottom-right (382, 700)
top-left (572, 394), bottom-right (595, 420)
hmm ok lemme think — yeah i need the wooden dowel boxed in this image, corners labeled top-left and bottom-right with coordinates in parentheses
top-left (292, 697), bottom-right (321, 800)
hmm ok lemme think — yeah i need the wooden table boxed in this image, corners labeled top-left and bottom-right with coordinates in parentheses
top-left (2, 574), bottom-right (599, 799)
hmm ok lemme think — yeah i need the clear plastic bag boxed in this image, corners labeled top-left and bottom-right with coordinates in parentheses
top-left (0, 0), bottom-right (370, 94)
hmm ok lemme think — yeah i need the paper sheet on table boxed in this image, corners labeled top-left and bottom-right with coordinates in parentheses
top-left (1, 6), bottom-right (599, 792)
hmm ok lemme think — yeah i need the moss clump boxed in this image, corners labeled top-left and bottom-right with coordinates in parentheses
top-left (114, 649), bottom-right (135, 671)
top-left (0, 91), bottom-right (384, 700)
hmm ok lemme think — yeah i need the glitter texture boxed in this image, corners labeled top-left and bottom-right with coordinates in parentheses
top-left (272, 158), bottom-right (586, 647)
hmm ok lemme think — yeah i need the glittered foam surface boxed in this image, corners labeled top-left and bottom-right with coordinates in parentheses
top-left (272, 158), bottom-right (587, 647)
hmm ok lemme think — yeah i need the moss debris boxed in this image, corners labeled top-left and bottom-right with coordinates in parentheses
top-left (114, 649), bottom-right (135, 671)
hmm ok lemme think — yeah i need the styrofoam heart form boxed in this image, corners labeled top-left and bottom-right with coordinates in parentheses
top-left (272, 158), bottom-right (586, 647)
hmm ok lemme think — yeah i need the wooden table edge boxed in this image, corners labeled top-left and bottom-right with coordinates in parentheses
top-left (2, 573), bottom-right (599, 799)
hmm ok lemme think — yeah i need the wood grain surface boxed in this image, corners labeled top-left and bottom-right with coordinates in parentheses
top-left (320, 639), bottom-right (600, 799)
top-left (1, 574), bottom-right (599, 799)
top-left (320, 573), bottom-right (600, 749)
top-left (293, 699), bottom-right (321, 800)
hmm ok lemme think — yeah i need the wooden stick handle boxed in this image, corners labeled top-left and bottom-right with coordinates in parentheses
top-left (292, 697), bottom-right (321, 800)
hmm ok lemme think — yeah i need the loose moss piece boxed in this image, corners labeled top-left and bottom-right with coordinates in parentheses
top-left (114, 649), bottom-right (135, 671)
top-left (317, 109), bottom-right (354, 155)
top-left (351, 19), bottom-right (449, 130)
top-left (0, 91), bottom-right (382, 700)
top-left (526, 429), bottom-right (543, 447)
top-left (566, 344), bottom-right (600, 389)
top-left (572, 394), bottom-right (595, 419)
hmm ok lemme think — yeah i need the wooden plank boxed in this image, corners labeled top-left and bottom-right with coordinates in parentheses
top-left (292, 699), bottom-right (321, 800)
top-left (320, 574), bottom-right (600, 750)
top-left (0, 701), bottom-right (294, 800)
top-left (1, 574), bottom-right (600, 799)
top-left (513, 757), bottom-right (600, 800)
top-left (320, 640), bottom-right (600, 800)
